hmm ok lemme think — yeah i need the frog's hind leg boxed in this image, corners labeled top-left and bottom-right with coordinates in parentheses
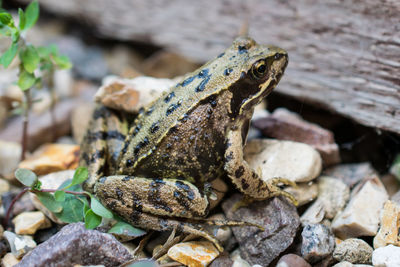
top-left (80, 106), bottom-right (128, 192)
top-left (224, 120), bottom-right (297, 205)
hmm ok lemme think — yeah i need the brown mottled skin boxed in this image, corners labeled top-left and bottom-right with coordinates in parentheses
top-left (80, 36), bottom-right (295, 251)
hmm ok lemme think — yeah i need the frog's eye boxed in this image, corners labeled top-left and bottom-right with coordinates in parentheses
top-left (251, 60), bottom-right (267, 79)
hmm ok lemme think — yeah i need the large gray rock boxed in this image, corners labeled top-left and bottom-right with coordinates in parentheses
top-left (222, 194), bottom-right (300, 267)
top-left (16, 223), bottom-right (132, 267)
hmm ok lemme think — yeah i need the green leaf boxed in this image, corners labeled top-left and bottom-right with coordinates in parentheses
top-left (18, 8), bottom-right (26, 30)
top-left (36, 191), bottom-right (63, 213)
top-left (20, 45), bottom-right (40, 73)
top-left (10, 27), bottom-right (19, 43)
top-left (108, 221), bottom-right (146, 238)
top-left (84, 209), bottom-right (101, 229)
top-left (17, 69), bottom-right (36, 90)
top-left (54, 190), bottom-right (66, 202)
top-left (52, 54), bottom-right (72, 69)
top-left (0, 42), bottom-right (18, 68)
top-left (124, 259), bottom-right (158, 267)
top-left (32, 180), bottom-right (42, 190)
top-left (14, 168), bottom-right (37, 187)
top-left (54, 193), bottom-right (86, 223)
top-left (70, 167), bottom-right (88, 187)
top-left (91, 197), bottom-right (113, 219)
top-left (0, 12), bottom-right (12, 26)
top-left (24, 0), bottom-right (39, 30)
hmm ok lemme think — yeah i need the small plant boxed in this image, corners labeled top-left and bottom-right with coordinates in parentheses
top-left (4, 167), bottom-right (146, 238)
top-left (0, 0), bottom-right (72, 160)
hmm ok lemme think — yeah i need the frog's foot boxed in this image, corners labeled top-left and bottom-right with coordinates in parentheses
top-left (191, 217), bottom-right (263, 231)
top-left (265, 177), bottom-right (298, 206)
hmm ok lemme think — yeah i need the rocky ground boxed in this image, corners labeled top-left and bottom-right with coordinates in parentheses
top-left (0, 15), bottom-right (400, 267)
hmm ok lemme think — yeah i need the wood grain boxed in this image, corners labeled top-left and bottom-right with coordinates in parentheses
top-left (24, 0), bottom-right (400, 133)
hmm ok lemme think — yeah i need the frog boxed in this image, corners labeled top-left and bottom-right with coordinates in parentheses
top-left (80, 36), bottom-right (296, 251)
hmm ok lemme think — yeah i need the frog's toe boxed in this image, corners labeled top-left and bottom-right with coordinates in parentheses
top-left (266, 178), bottom-right (298, 206)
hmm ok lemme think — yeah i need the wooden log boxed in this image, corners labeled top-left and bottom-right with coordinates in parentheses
top-left (22, 0), bottom-right (400, 133)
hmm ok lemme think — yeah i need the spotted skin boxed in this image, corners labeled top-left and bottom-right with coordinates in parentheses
top-left (80, 36), bottom-right (293, 251)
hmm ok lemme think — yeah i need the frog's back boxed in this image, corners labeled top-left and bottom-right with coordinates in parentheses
top-left (117, 38), bottom-right (257, 174)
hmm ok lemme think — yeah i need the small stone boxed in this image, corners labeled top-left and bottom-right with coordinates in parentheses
top-left (301, 177), bottom-right (350, 225)
top-left (0, 178), bottom-right (10, 195)
top-left (19, 143), bottom-right (80, 175)
top-left (105, 44), bottom-right (143, 76)
top-left (167, 241), bottom-right (220, 267)
top-left (333, 238), bottom-right (373, 264)
top-left (222, 194), bottom-right (300, 266)
top-left (284, 181), bottom-right (318, 207)
top-left (253, 108), bottom-right (340, 166)
top-left (30, 170), bottom-right (75, 224)
top-left (390, 190), bottom-right (400, 206)
top-left (244, 139), bottom-right (322, 183)
top-left (16, 223), bottom-right (132, 266)
top-left (332, 177), bottom-right (388, 239)
top-left (205, 214), bottom-right (232, 245)
top-left (372, 245), bottom-right (400, 267)
top-left (230, 249), bottom-right (251, 267)
top-left (0, 140), bottom-right (21, 177)
top-left (12, 211), bottom-right (52, 235)
top-left (209, 178), bottom-right (228, 210)
top-left (373, 200), bottom-right (400, 248)
top-left (301, 224), bottom-right (335, 264)
top-left (12, 192), bottom-right (38, 217)
top-left (323, 163), bottom-right (377, 188)
top-left (276, 254), bottom-right (311, 267)
top-left (71, 103), bottom-right (96, 144)
top-left (141, 50), bottom-right (199, 78)
top-left (0, 99), bottom-right (77, 152)
top-left (3, 231), bottom-right (37, 259)
top-left (1, 253), bottom-right (20, 267)
top-left (209, 252), bottom-right (234, 267)
top-left (54, 69), bottom-right (74, 98)
top-left (96, 76), bottom-right (174, 113)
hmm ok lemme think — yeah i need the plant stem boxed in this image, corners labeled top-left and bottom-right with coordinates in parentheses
top-left (2, 187), bottom-right (30, 228)
top-left (48, 69), bottom-right (57, 142)
top-left (20, 89), bottom-right (31, 161)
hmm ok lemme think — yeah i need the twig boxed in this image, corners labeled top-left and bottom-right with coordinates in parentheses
top-left (20, 89), bottom-right (31, 161)
top-left (2, 187), bottom-right (30, 228)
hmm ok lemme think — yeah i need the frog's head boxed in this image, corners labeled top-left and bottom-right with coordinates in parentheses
top-left (226, 36), bottom-right (288, 117)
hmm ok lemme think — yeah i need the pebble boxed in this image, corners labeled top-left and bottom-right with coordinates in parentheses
top-left (222, 194), bottom-right (300, 266)
top-left (276, 254), bottom-right (311, 267)
top-left (0, 99), bottom-right (77, 152)
top-left (0, 140), bottom-right (21, 177)
top-left (167, 241), bottom-right (220, 267)
top-left (301, 177), bottom-right (350, 225)
top-left (30, 170), bottom-right (75, 224)
top-left (284, 181), bottom-right (318, 207)
top-left (12, 211), bottom-right (52, 235)
top-left (105, 44), bottom-right (143, 76)
top-left (332, 177), bottom-right (388, 239)
top-left (333, 238), bottom-right (373, 264)
top-left (332, 261), bottom-right (373, 267)
top-left (323, 162), bottom-right (377, 188)
top-left (54, 69), bottom-right (74, 98)
top-left (0, 178), bottom-right (10, 195)
top-left (252, 108), bottom-right (340, 166)
top-left (301, 223), bottom-right (335, 264)
top-left (381, 174), bottom-right (400, 197)
top-left (1, 253), bottom-right (20, 267)
top-left (244, 139), bottom-right (322, 183)
top-left (209, 178), bottom-right (228, 210)
top-left (16, 223), bottom-right (132, 267)
top-left (19, 143), bottom-right (80, 175)
top-left (3, 231), bottom-right (37, 259)
top-left (373, 200), bottom-right (400, 248)
top-left (372, 245), bottom-right (400, 267)
top-left (230, 249), bottom-right (252, 267)
top-left (97, 76), bottom-right (174, 113)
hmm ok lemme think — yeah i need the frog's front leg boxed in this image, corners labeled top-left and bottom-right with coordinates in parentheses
top-left (224, 123), bottom-right (297, 205)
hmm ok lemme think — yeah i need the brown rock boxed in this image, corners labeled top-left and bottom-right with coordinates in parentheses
top-left (167, 241), bottom-right (220, 267)
top-left (277, 254), bottom-right (311, 267)
top-left (222, 194), bottom-right (300, 266)
top-left (19, 144), bottom-right (80, 175)
top-left (0, 99), bottom-right (77, 152)
top-left (253, 108), bottom-right (340, 166)
top-left (15, 223), bottom-right (132, 267)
